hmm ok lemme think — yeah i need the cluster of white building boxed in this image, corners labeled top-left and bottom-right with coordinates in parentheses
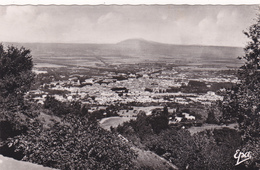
top-left (29, 68), bottom-right (230, 106)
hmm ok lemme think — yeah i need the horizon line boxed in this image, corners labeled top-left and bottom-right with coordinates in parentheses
top-left (2, 39), bottom-right (245, 48)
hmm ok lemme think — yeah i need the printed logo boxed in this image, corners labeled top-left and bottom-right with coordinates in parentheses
top-left (234, 149), bottom-right (252, 166)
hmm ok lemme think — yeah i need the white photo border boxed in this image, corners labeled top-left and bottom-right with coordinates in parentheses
top-left (0, 0), bottom-right (259, 5)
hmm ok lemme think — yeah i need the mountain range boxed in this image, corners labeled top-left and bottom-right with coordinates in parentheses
top-left (4, 39), bottom-right (244, 68)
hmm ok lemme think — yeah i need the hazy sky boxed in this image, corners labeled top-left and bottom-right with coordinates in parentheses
top-left (0, 5), bottom-right (258, 46)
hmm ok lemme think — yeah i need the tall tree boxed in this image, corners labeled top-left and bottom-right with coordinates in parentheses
top-left (0, 44), bottom-right (34, 102)
top-left (222, 10), bottom-right (260, 169)
top-left (223, 10), bottom-right (260, 140)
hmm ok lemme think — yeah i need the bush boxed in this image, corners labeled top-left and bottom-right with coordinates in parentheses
top-left (0, 44), bottom-right (34, 100)
top-left (44, 95), bottom-right (82, 116)
top-left (206, 110), bottom-right (218, 124)
top-left (6, 114), bottom-right (136, 169)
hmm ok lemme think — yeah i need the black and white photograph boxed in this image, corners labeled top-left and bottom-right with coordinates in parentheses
top-left (0, 2), bottom-right (260, 170)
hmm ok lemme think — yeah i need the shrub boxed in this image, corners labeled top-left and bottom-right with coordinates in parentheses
top-left (0, 44), bottom-right (34, 100)
top-left (6, 114), bottom-right (136, 169)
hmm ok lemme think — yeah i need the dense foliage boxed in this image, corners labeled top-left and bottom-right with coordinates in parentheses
top-left (1, 96), bottom-right (137, 169)
top-left (5, 114), bottom-right (136, 169)
top-left (117, 107), bottom-right (169, 138)
top-left (221, 11), bottom-right (260, 168)
top-left (44, 95), bottom-right (83, 116)
top-left (0, 44), bottom-right (34, 100)
top-left (0, 44), bottom-right (36, 143)
top-left (116, 115), bottom-right (242, 170)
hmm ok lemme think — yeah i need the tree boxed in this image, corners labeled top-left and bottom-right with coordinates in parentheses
top-left (207, 101), bottom-right (223, 124)
top-left (226, 11), bottom-right (260, 141)
top-left (0, 44), bottom-right (34, 101)
top-left (206, 110), bottom-right (218, 124)
top-left (0, 44), bottom-right (35, 145)
top-left (222, 10), bottom-right (260, 169)
top-left (149, 108), bottom-right (169, 134)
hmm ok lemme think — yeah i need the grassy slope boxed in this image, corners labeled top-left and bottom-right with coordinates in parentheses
top-left (188, 123), bottom-right (238, 135)
top-left (132, 146), bottom-right (178, 170)
top-left (99, 116), bottom-right (136, 130)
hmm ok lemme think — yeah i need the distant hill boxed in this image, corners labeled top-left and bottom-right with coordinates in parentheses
top-left (116, 38), bottom-right (243, 59)
top-left (117, 38), bottom-right (161, 45)
top-left (4, 39), bottom-right (244, 68)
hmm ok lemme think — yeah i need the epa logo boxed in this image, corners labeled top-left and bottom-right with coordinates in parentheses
top-left (234, 149), bottom-right (252, 166)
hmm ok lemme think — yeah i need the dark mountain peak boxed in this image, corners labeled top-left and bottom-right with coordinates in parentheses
top-left (117, 38), bottom-right (160, 45)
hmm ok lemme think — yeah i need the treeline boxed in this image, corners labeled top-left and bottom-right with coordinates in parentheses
top-left (166, 80), bottom-right (235, 94)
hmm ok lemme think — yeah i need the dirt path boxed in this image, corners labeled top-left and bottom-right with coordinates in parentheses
top-left (0, 155), bottom-right (54, 170)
